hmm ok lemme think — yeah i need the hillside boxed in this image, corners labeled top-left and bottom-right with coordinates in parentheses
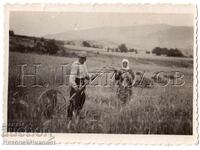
top-left (9, 34), bottom-right (66, 55)
top-left (44, 24), bottom-right (194, 55)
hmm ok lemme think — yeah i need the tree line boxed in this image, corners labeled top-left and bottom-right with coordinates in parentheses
top-left (107, 44), bottom-right (138, 54)
top-left (107, 44), bottom-right (185, 57)
top-left (152, 47), bottom-right (185, 57)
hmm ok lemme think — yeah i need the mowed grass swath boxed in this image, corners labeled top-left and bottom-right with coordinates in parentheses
top-left (8, 51), bottom-right (193, 134)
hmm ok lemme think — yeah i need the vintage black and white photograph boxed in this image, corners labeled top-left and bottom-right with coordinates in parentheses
top-left (3, 4), bottom-right (197, 144)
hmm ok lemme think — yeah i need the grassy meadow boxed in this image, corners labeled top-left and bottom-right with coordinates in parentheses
top-left (7, 52), bottom-right (193, 135)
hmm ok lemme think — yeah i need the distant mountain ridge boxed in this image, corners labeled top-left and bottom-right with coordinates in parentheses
top-left (44, 24), bottom-right (194, 55)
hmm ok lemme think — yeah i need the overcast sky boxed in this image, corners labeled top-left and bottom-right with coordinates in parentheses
top-left (9, 12), bottom-right (194, 37)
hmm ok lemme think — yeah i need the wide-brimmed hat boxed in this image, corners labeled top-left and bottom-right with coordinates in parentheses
top-left (78, 51), bottom-right (87, 58)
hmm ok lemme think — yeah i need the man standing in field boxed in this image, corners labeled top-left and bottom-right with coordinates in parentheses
top-left (67, 51), bottom-right (90, 121)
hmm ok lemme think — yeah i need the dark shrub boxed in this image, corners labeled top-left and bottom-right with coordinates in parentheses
top-left (152, 47), bottom-right (167, 56)
top-left (146, 51), bottom-right (150, 54)
top-left (167, 48), bottom-right (184, 57)
top-left (129, 48), bottom-right (136, 52)
top-left (45, 39), bottom-right (60, 55)
top-left (152, 47), bottom-right (184, 57)
top-left (118, 44), bottom-right (128, 53)
top-left (82, 41), bottom-right (91, 47)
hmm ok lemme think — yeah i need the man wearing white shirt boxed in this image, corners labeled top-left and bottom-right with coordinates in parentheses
top-left (67, 51), bottom-right (90, 120)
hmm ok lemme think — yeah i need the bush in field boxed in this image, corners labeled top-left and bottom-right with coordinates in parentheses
top-left (152, 47), bottom-right (168, 56)
top-left (152, 47), bottom-right (184, 57)
top-left (118, 44), bottom-right (128, 53)
top-left (66, 41), bottom-right (75, 45)
top-left (146, 51), bottom-right (151, 54)
top-left (129, 48), bottom-right (135, 52)
top-left (92, 44), bottom-right (103, 49)
top-left (32, 39), bottom-right (62, 55)
top-left (44, 39), bottom-right (60, 54)
top-left (129, 48), bottom-right (138, 54)
top-left (115, 48), bottom-right (119, 52)
top-left (82, 41), bottom-right (91, 47)
top-left (33, 42), bottom-right (47, 54)
top-left (167, 48), bottom-right (184, 57)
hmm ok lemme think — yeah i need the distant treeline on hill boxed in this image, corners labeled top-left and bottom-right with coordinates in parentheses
top-left (152, 47), bottom-right (185, 57)
top-left (9, 30), bottom-right (188, 58)
top-left (105, 42), bottom-right (186, 58)
top-left (107, 44), bottom-right (138, 54)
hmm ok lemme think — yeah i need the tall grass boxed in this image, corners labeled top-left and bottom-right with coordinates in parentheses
top-left (7, 52), bottom-right (193, 135)
top-left (46, 86), bottom-right (192, 135)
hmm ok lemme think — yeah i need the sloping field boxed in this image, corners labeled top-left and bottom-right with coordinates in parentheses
top-left (8, 52), bottom-right (193, 134)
